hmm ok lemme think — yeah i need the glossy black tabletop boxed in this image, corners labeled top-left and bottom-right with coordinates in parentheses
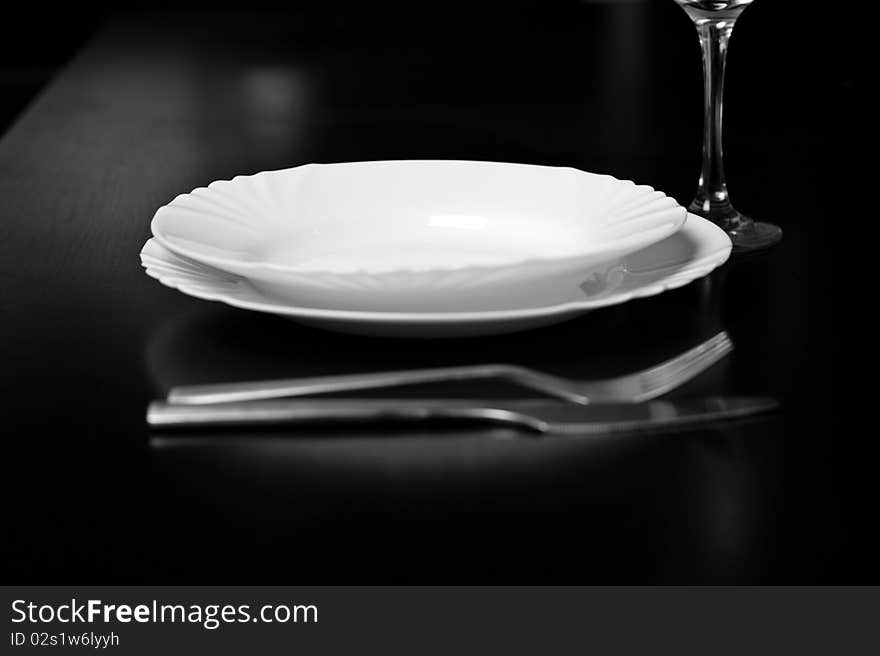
top-left (1, 2), bottom-right (848, 583)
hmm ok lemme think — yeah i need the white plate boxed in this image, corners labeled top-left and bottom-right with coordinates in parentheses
top-left (150, 160), bottom-right (686, 313)
top-left (141, 213), bottom-right (731, 337)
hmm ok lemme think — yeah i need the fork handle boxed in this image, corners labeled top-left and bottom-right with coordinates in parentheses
top-left (166, 364), bottom-right (573, 405)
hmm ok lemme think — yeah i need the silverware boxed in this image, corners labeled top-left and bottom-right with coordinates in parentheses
top-left (167, 331), bottom-right (733, 406)
top-left (147, 396), bottom-right (777, 434)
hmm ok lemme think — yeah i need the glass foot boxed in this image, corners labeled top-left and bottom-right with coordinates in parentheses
top-left (688, 203), bottom-right (782, 254)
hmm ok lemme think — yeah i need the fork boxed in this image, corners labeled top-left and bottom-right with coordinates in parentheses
top-left (167, 331), bottom-right (732, 406)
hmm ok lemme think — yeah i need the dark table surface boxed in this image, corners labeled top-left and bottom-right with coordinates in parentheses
top-left (1, 2), bottom-right (849, 583)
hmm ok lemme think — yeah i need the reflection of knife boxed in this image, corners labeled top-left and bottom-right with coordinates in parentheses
top-left (147, 397), bottom-right (778, 435)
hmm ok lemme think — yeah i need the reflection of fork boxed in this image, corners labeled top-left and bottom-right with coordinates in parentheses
top-left (578, 265), bottom-right (628, 297)
top-left (167, 332), bottom-right (733, 406)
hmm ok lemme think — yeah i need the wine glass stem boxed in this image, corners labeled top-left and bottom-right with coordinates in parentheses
top-left (694, 19), bottom-right (742, 226)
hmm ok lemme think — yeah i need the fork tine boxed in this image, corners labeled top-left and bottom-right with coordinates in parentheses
top-left (641, 332), bottom-right (731, 380)
top-left (628, 331), bottom-right (733, 402)
top-left (573, 332), bottom-right (732, 403)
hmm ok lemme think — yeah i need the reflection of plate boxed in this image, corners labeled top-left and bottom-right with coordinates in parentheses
top-left (140, 214), bottom-right (730, 337)
top-left (149, 161), bottom-right (686, 313)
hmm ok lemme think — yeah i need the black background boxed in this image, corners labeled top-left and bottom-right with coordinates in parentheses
top-left (0, 1), bottom-right (855, 583)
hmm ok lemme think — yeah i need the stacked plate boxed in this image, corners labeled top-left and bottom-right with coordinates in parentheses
top-left (141, 160), bottom-right (732, 337)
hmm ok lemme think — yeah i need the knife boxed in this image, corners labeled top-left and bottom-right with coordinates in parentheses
top-left (147, 397), bottom-right (778, 435)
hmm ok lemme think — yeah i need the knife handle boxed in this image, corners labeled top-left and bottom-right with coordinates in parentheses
top-left (147, 399), bottom-right (548, 432)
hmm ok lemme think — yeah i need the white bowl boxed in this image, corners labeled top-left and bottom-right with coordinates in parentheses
top-left (150, 160), bottom-right (687, 312)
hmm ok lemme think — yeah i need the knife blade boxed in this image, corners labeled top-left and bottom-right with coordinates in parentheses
top-left (147, 397), bottom-right (778, 435)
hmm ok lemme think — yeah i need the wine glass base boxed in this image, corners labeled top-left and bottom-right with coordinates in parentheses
top-left (688, 204), bottom-right (783, 254)
top-left (726, 219), bottom-right (783, 254)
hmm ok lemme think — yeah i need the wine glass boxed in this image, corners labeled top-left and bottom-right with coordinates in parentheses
top-left (673, 0), bottom-right (782, 252)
